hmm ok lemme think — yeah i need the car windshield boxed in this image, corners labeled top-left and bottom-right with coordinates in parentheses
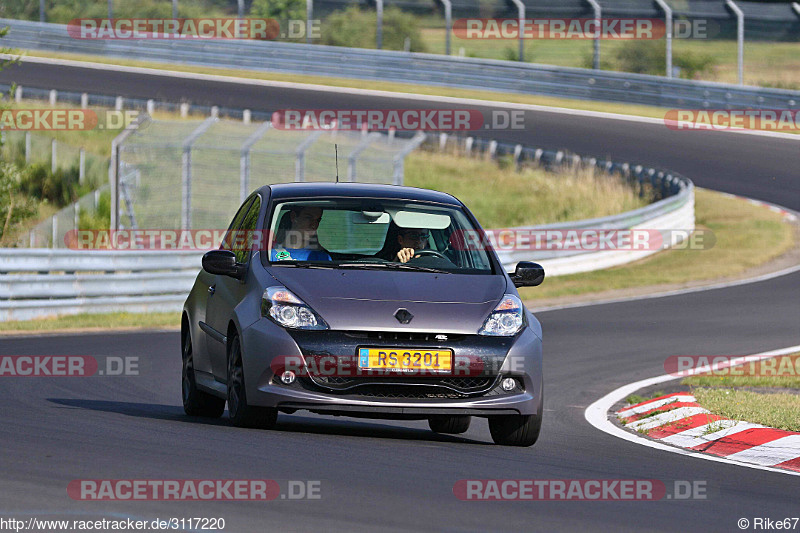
top-left (262, 198), bottom-right (494, 274)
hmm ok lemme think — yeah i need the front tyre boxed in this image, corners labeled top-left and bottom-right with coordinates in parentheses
top-left (227, 333), bottom-right (278, 429)
top-left (488, 414), bottom-right (541, 447)
top-left (182, 330), bottom-right (225, 418)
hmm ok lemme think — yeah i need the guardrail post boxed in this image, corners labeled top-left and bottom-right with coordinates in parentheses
top-left (74, 203), bottom-right (80, 232)
top-left (465, 136), bottom-right (473, 156)
top-left (586, 0), bottom-right (601, 69)
top-left (49, 89), bottom-right (57, 106)
top-left (79, 149), bottom-right (85, 185)
top-left (243, 109), bottom-right (251, 124)
top-left (388, 127), bottom-right (395, 145)
top-left (180, 103), bottom-right (189, 118)
top-left (509, 0), bottom-right (525, 61)
top-left (81, 92), bottom-right (89, 109)
top-left (211, 106), bottom-right (219, 118)
top-left (439, 133), bottom-right (447, 151)
top-left (376, 0), bottom-right (383, 49)
top-left (654, 0), bottom-right (673, 77)
top-left (306, 0), bottom-right (314, 44)
top-left (514, 144), bottom-right (523, 170)
top-left (147, 99), bottom-right (155, 114)
top-left (115, 96), bottom-right (123, 111)
top-left (440, 0), bottom-right (452, 55)
top-left (725, 0), bottom-right (744, 85)
top-left (51, 139), bottom-right (57, 173)
top-left (239, 121), bottom-right (272, 201)
top-left (488, 140), bottom-right (497, 159)
top-left (25, 132), bottom-right (30, 163)
top-left (14, 86), bottom-right (22, 103)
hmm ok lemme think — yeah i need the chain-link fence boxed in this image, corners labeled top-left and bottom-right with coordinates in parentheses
top-left (112, 116), bottom-right (426, 232)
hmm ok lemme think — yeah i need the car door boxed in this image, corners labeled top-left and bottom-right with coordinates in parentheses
top-left (205, 194), bottom-right (262, 382)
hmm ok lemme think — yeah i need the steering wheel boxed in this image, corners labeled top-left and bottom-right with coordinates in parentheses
top-left (413, 249), bottom-right (448, 260)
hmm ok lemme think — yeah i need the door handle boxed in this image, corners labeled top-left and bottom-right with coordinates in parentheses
top-left (208, 285), bottom-right (216, 295)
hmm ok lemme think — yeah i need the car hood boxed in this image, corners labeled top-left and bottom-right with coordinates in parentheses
top-left (267, 267), bottom-right (507, 334)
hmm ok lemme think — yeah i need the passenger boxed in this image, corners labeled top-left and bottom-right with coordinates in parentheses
top-left (394, 228), bottom-right (430, 263)
top-left (271, 206), bottom-right (332, 261)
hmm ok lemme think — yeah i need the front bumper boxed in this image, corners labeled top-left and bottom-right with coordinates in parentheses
top-left (239, 318), bottom-right (543, 418)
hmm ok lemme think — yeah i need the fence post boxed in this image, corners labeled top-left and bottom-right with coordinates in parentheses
top-left (15, 86), bottom-right (22, 103)
top-left (74, 203), bottom-right (80, 232)
top-left (240, 121), bottom-right (272, 202)
top-left (172, 0), bottom-right (178, 19)
top-left (238, 0), bottom-right (245, 18)
top-left (180, 103), bottom-right (189, 118)
top-left (441, 0), bottom-right (452, 55)
top-left (725, 0), bottom-right (744, 85)
top-left (294, 129), bottom-right (324, 182)
top-left (392, 131), bottom-right (426, 185)
top-left (51, 215), bottom-right (57, 249)
top-left (39, 0), bottom-right (45, 22)
top-left (181, 117), bottom-right (217, 229)
top-left (51, 139), bottom-right (57, 173)
top-left (509, 0), bottom-right (525, 61)
top-left (25, 132), bottom-right (30, 163)
top-left (79, 149), bottom-right (86, 185)
top-left (376, 0), bottom-right (383, 49)
top-left (348, 132), bottom-right (381, 182)
top-left (654, 0), bottom-right (673, 77)
top-left (306, 0), bottom-right (314, 44)
top-left (108, 0), bottom-right (113, 19)
top-left (586, 0), bottom-right (601, 69)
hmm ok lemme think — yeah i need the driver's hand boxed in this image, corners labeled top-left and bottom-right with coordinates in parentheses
top-left (395, 248), bottom-right (415, 263)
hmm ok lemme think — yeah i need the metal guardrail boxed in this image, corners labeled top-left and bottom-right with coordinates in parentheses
top-left (1, 19), bottom-right (798, 110)
top-left (428, 134), bottom-right (695, 275)
top-left (0, 250), bottom-right (201, 321)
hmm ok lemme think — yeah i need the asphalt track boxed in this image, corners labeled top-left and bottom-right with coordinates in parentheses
top-left (1, 61), bottom-right (799, 532)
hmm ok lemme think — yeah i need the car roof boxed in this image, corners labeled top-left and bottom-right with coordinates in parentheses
top-left (257, 182), bottom-right (462, 206)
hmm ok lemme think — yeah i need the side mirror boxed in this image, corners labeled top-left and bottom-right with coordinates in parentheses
top-left (510, 261), bottom-right (545, 288)
top-left (202, 250), bottom-right (246, 280)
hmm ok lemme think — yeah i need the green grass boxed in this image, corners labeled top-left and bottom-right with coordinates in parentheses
top-left (625, 391), bottom-right (665, 406)
top-left (682, 353), bottom-right (800, 390)
top-left (692, 387), bottom-right (800, 432)
top-left (0, 311), bottom-right (180, 332)
top-left (518, 188), bottom-right (795, 301)
top-left (405, 151), bottom-right (650, 227)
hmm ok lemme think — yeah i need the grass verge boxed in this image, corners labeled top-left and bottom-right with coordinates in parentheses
top-left (691, 387), bottom-right (800, 433)
top-left (405, 151), bottom-right (650, 227)
top-left (518, 188), bottom-right (795, 301)
top-left (0, 312), bottom-right (179, 333)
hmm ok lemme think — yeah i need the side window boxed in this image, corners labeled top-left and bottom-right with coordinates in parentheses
top-left (235, 195), bottom-right (261, 264)
top-left (221, 197), bottom-right (253, 252)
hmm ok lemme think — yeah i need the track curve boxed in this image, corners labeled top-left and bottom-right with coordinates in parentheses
top-left (1, 60), bottom-right (799, 532)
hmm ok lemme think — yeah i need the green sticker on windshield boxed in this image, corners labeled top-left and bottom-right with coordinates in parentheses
top-left (276, 250), bottom-right (292, 260)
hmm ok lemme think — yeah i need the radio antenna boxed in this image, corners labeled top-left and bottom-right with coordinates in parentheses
top-left (334, 144), bottom-right (339, 183)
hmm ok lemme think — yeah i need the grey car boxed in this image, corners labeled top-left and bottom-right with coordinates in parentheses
top-left (182, 182), bottom-right (545, 446)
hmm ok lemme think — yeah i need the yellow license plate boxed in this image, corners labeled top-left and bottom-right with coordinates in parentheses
top-left (357, 348), bottom-right (452, 373)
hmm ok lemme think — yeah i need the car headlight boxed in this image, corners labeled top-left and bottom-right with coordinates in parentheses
top-left (478, 294), bottom-right (525, 336)
top-left (261, 286), bottom-right (328, 330)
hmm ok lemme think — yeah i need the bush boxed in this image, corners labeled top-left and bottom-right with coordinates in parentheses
top-left (0, 162), bottom-right (37, 242)
top-left (79, 190), bottom-right (111, 230)
top-left (18, 162), bottom-right (82, 207)
top-left (250, 0), bottom-right (305, 21)
top-left (613, 40), bottom-right (715, 79)
top-left (321, 6), bottom-right (426, 52)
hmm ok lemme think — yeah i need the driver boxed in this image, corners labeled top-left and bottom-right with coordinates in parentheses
top-left (394, 228), bottom-right (430, 263)
top-left (271, 206), bottom-right (332, 261)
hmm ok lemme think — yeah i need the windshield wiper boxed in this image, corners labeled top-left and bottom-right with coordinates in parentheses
top-left (336, 262), bottom-right (451, 274)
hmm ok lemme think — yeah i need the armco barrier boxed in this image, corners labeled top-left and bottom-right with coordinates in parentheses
top-left (1, 19), bottom-right (798, 110)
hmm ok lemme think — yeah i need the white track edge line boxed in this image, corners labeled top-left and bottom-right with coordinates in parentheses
top-left (585, 344), bottom-right (800, 477)
top-left (4, 53), bottom-right (800, 142)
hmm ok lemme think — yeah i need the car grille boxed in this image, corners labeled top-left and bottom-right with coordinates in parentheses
top-left (309, 375), bottom-right (495, 393)
top-left (343, 331), bottom-right (465, 342)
